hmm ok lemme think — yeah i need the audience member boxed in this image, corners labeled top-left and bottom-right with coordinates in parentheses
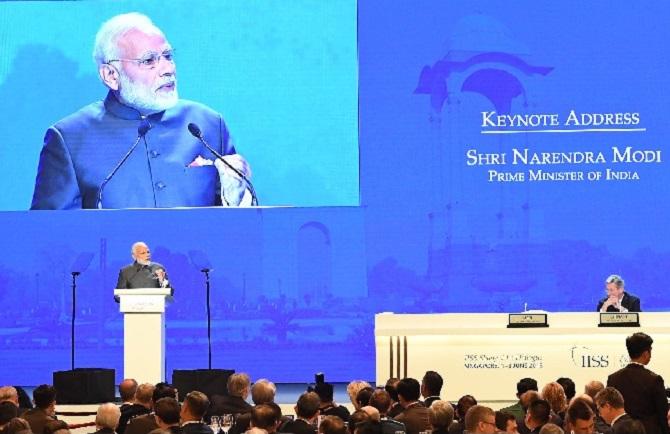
top-left (613, 419), bottom-right (647, 434)
top-left (126, 383), bottom-right (177, 434)
top-left (249, 404), bottom-right (280, 434)
top-left (44, 419), bottom-right (70, 434)
top-left (524, 399), bottom-right (551, 434)
top-left (354, 421), bottom-right (383, 434)
top-left (347, 382), bottom-right (373, 411)
top-left (556, 379), bottom-right (576, 403)
top-left (608, 333), bottom-right (669, 434)
top-left (361, 407), bottom-right (381, 422)
top-left (318, 415), bottom-right (348, 434)
top-left (429, 400), bottom-right (454, 434)
top-left (118, 383), bottom-right (154, 434)
top-left (0, 388), bottom-right (19, 408)
top-left (315, 383), bottom-right (350, 422)
top-left (280, 392), bottom-right (320, 434)
top-left (181, 391), bottom-right (213, 434)
top-left (501, 379), bottom-right (538, 420)
top-left (584, 382), bottom-right (604, 401)
top-left (393, 378), bottom-right (430, 434)
top-left (385, 380), bottom-right (403, 419)
top-left (357, 389), bottom-right (375, 411)
top-left (210, 374), bottom-right (253, 418)
top-left (230, 379), bottom-right (279, 434)
top-left (369, 389), bottom-right (406, 434)
top-left (464, 405), bottom-right (496, 434)
top-left (421, 372), bottom-right (444, 408)
top-left (448, 395), bottom-right (477, 434)
top-left (565, 399), bottom-right (595, 434)
top-left (4, 418), bottom-right (32, 434)
top-left (541, 383), bottom-right (567, 425)
top-left (119, 380), bottom-right (139, 413)
top-left (495, 411), bottom-right (518, 434)
top-left (151, 397), bottom-right (181, 434)
top-left (0, 402), bottom-right (19, 429)
top-left (595, 388), bottom-right (632, 430)
top-left (23, 384), bottom-right (59, 434)
top-left (538, 423), bottom-right (563, 434)
top-left (349, 410), bottom-right (372, 434)
top-left (92, 403), bottom-right (121, 434)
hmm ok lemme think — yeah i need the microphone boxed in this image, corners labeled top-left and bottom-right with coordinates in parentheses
top-left (187, 122), bottom-right (258, 206)
top-left (97, 120), bottom-right (152, 209)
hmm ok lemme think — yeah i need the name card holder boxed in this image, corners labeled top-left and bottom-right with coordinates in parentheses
top-left (507, 313), bottom-right (549, 328)
top-left (598, 312), bottom-right (639, 327)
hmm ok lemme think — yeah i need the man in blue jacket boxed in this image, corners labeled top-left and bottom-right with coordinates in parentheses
top-left (31, 12), bottom-right (250, 209)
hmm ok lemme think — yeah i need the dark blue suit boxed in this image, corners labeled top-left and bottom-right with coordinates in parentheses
top-left (31, 91), bottom-right (235, 209)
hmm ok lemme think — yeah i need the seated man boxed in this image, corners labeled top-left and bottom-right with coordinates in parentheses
top-left (22, 385), bottom-right (60, 434)
top-left (151, 397), bottom-right (182, 434)
top-left (93, 403), bottom-right (121, 434)
top-left (565, 399), bottom-right (595, 434)
top-left (393, 378), bottom-right (430, 434)
top-left (181, 391), bottom-right (213, 434)
top-left (594, 388), bottom-right (631, 430)
top-left (597, 275), bottom-right (641, 312)
top-left (280, 392), bottom-right (320, 434)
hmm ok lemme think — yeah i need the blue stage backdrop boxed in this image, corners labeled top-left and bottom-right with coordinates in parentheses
top-left (1, 1), bottom-right (670, 385)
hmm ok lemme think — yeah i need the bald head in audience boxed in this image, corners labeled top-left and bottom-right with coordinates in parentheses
top-left (119, 379), bottom-right (138, 405)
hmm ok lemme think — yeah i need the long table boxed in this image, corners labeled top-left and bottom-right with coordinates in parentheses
top-left (375, 312), bottom-right (670, 404)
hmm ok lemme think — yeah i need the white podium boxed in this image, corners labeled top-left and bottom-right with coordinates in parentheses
top-left (114, 288), bottom-right (171, 384)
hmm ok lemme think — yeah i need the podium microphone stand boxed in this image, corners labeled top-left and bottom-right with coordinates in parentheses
top-left (201, 268), bottom-right (213, 369)
top-left (70, 271), bottom-right (81, 370)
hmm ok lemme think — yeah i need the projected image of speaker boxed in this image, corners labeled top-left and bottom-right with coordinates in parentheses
top-left (172, 369), bottom-right (234, 400)
top-left (53, 368), bottom-right (115, 404)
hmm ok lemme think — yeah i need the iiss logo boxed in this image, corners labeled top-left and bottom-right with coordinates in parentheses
top-left (571, 346), bottom-right (609, 368)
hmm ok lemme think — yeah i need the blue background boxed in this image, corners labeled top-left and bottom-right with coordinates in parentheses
top-left (1, 1), bottom-right (670, 385)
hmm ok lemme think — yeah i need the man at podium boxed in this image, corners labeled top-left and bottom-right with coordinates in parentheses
top-left (116, 242), bottom-right (173, 293)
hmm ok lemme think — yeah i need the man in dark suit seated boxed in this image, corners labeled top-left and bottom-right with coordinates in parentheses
top-left (597, 275), bottom-right (641, 312)
top-left (369, 389), bottom-right (406, 434)
top-left (315, 383), bottom-right (350, 423)
top-left (523, 400), bottom-right (550, 434)
top-left (209, 373), bottom-right (252, 420)
top-left (594, 388), bottom-right (632, 431)
top-left (280, 392), bottom-right (320, 434)
top-left (421, 371), bottom-right (443, 409)
top-left (119, 380), bottom-right (139, 413)
top-left (22, 385), bottom-right (60, 434)
top-left (393, 378), bottom-right (430, 434)
top-left (90, 403), bottom-right (121, 434)
top-left (463, 405), bottom-right (497, 434)
top-left (181, 392), bottom-right (214, 434)
top-left (248, 404), bottom-right (280, 434)
top-left (428, 400), bottom-right (453, 434)
top-left (228, 379), bottom-right (277, 434)
top-left (565, 399), bottom-right (595, 434)
top-left (607, 332), bottom-right (669, 434)
top-left (126, 383), bottom-right (178, 434)
top-left (118, 383), bottom-right (154, 434)
top-left (318, 416), bottom-right (347, 434)
top-left (151, 397), bottom-right (182, 434)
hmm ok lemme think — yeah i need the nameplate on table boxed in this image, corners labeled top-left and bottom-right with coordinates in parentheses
top-left (507, 313), bottom-right (548, 328)
top-left (598, 312), bottom-right (639, 327)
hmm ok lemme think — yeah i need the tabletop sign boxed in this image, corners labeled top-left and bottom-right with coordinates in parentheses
top-left (599, 312), bottom-right (640, 327)
top-left (507, 313), bottom-right (548, 328)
